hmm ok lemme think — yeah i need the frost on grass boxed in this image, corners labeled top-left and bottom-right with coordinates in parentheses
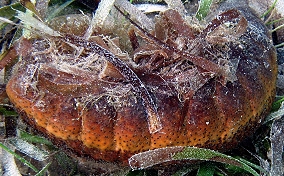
top-left (129, 146), bottom-right (184, 169)
top-left (269, 102), bottom-right (284, 176)
top-left (16, 10), bottom-right (60, 37)
top-left (128, 146), bottom-right (260, 175)
top-left (270, 117), bottom-right (284, 175)
top-left (93, 0), bottom-right (116, 28)
top-left (0, 143), bottom-right (21, 176)
top-left (164, 0), bottom-right (186, 16)
top-left (115, 0), bottom-right (155, 31)
top-left (9, 138), bottom-right (49, 161)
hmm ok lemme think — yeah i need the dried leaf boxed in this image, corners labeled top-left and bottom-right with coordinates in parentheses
top-left (129, 146), bottom-right (260, 176)
top-left (19, 0), bottom-right (41, 18)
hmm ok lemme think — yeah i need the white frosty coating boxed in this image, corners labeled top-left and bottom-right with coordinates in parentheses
top-left (248, 0), bottom-right (284, 18)
top-left (264, 102), bottom-right (284, 175)
top-left (275, 0), bottom-right (284, 17)
top-left (265, 102), bottom-right (284, 123)
top-left (18, 64), bottom-right (39, 96)
top-left (9, 138), bottom-right (49, 161)
top-left (270, 114), bottom-right (284, 176)
top-left (128, 146), bottom-right (184, 169)
top-left (15, 29), bottom-right (162, 133)
top-left (62, 34), bottom-right (163, 133)
top-left (0, 143), bottom-right (21, 176)
top-left (16, 11), bottom-right (60, 37)
top-left (115, 0), bottom-right (155, 31)
top-left (0, 69), bottom-right (4, 84)
top-left (83, 14), bottom-right (95, 40)
top-left (135, 4), bottom-right (168, 13)
top-left (0, 17), bottom-right (18, 26)
top-left (93, 0), bottom-right (116, 28)
top-left (164, 0), bottom-right (187, 16)
top-left (169, 67), bottom-right (214, 101)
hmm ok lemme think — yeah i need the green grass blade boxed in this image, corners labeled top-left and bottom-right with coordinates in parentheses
top-left (261, 0), bottom-right (278, 18)
top-left (265, 102), bottom-right (284, 123)
top-left (35, 162), bottom-right (51, 176)
top-left (0, 3), bottom-right (24, 19)
top-left (271, 23), bottom-right (284, 33)
top-left (266, 17), bottom-right (284, 25)
top-left (195, 0), bottom-right (213, 21)
top-left (54, 151), bottom-right (77, 174)
top-left (172, 166), bottom-right (198, 176)
top-left (0, 142), bottom-right (39, 173)
top-left (129, 146), bottom-right (260, 176)
top-left (19, 130), bottom-right (53, 145)
top-left (197, 162), bottom-right (215, 176)
top-left (19, 0), bottom-right (41, 18)
top-left (45, 0), bottom-right (75, 22)
top-left (0, 107), bottom-right (18, 116)
top-left (238, 158), bottom-right (268, 175)
top-left (0, 3), bottom-right (24, 30)
top-left (271, 96), bottom-right (284, 111)
top-left (173, 147), bottom-right (259, 176)
top-left (275, 42), bottom-right (284, 48)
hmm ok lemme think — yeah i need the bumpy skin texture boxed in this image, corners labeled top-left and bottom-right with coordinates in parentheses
top-left (6, 5), bottom-right (277, 165)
